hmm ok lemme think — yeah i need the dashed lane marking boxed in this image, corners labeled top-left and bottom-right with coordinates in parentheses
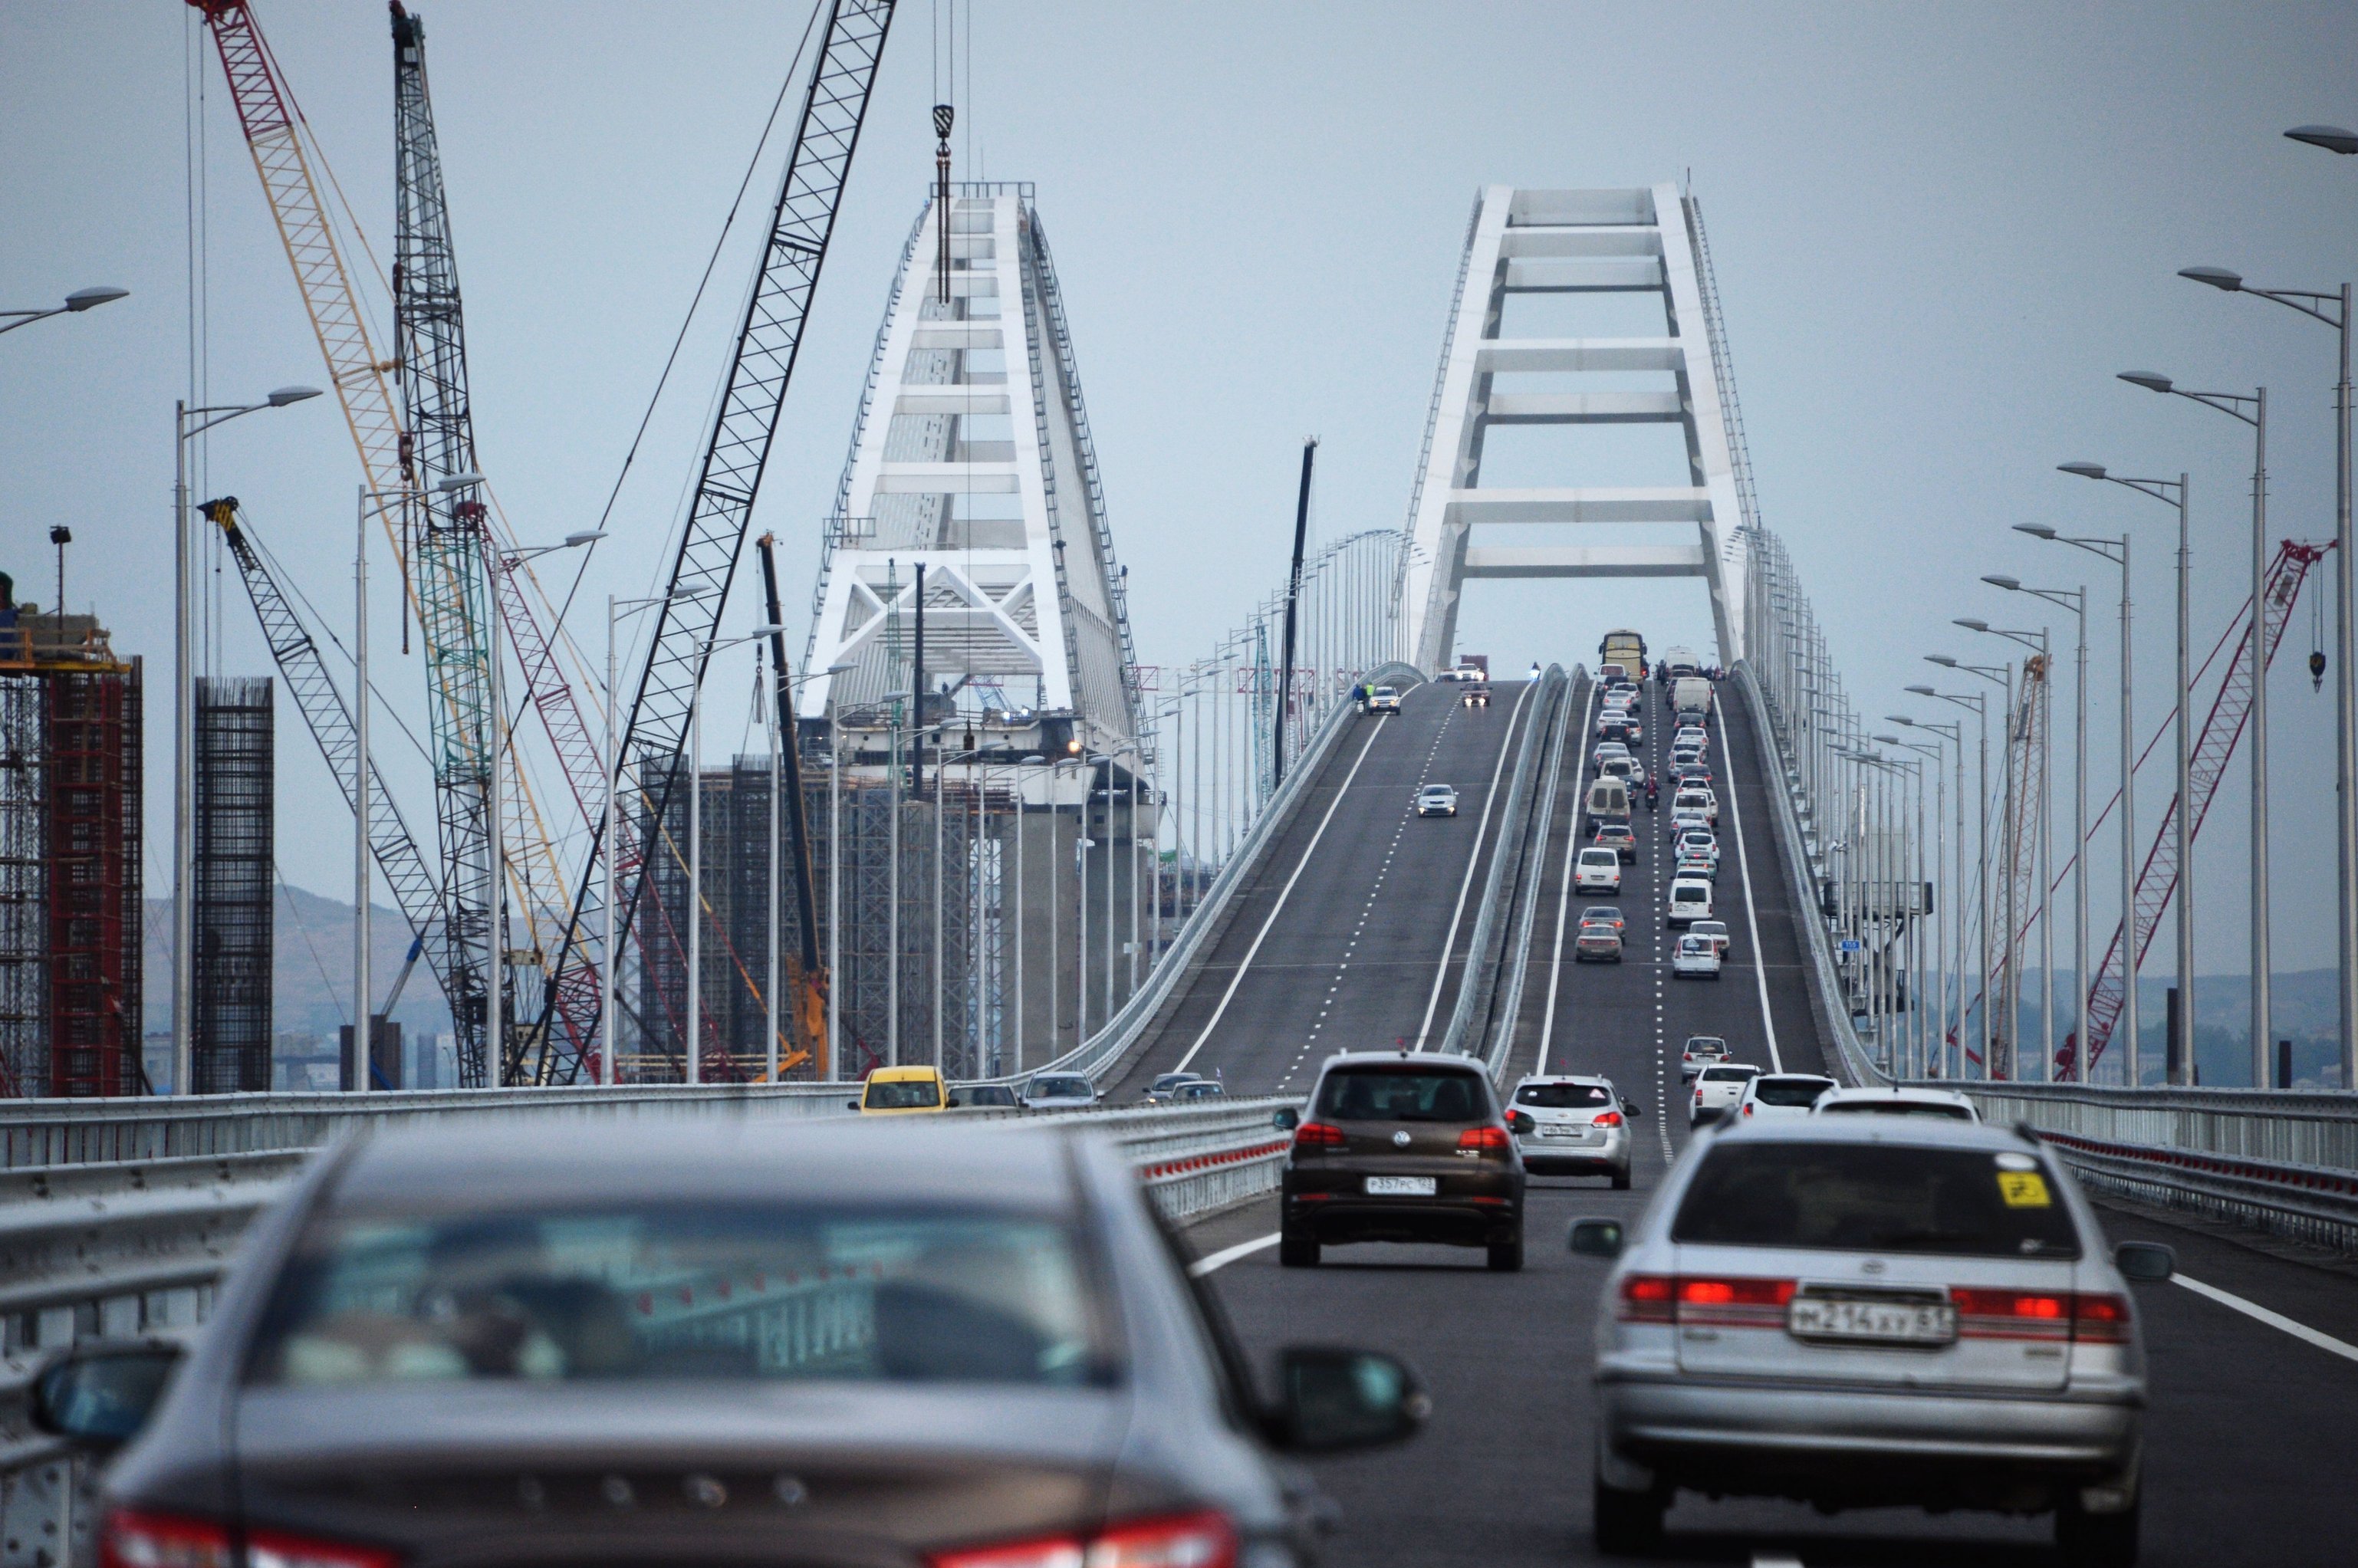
top-left (1414, 680), bottom-right (1537, 1049)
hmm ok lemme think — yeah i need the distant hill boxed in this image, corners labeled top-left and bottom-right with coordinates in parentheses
top-left (142, 884), bottom-right (454, 1044)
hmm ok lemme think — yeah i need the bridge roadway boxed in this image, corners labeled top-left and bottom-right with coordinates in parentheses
top-left (1163, 666), bottom-right (2358, 1565)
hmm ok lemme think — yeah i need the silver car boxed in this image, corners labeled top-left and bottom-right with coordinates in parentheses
top-left (1021, 1072), bottom-right (1099, 1109)
top-left (1506, 1074), bottom-right (1636, 1188)
top-left (1569, 1118), bottom-right (2174, 1565)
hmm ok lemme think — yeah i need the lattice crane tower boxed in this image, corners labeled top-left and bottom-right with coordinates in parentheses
top-left (1399, 185), bottom-right (1752, 672)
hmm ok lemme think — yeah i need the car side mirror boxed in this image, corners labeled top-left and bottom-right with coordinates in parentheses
top-left (846, 1098), bottom-right (863, 1112)
top-left (1272, 1106), bottom-right (1300, 1132)
top-left (2114, 1241), bottom-right (2175, 1283)
top-left (946, 1092), bottom-right (965, 1108)
top-left (1620, 1097), bottom-right (1644, 1118)
top-left (1506, 1109), bottom-right (1534, 1135)
top-left (30, 1342), bottom-right (184, 1454)
top-left (1268, 1347), bottom-right (1429, 1454)
top-left (1567, 1218), bottom-right (1625, 1259)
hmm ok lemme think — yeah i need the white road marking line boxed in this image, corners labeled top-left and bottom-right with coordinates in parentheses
top-left (1414, 681), bottom-right (1537, 1048)
top-left (2174, 1273), bottom-right (2358, 1363)
top-left (1537, 679), bottom-right (1598, 1077)
top-left (1189, 1231), bottom-right (1280, 1276)
top-left (1713, 687), bottom-right (1781, 1073)
top-left (1172, 718), bottom-right (1390, 1074)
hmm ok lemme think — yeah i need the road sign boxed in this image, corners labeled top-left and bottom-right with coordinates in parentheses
top-left (1837, 938), bottom-right (1863, 953)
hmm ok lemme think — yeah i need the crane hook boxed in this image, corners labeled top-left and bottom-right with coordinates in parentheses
top-left (2311, 649), bottom-right (2328, 692)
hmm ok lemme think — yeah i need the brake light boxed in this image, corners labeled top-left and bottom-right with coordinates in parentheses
top-left (1617, 1274), bottom-right (1676, 1323)
top-left (1292, 1121), bottom-right (1347, 1149)
top-left (2072, 1293), bottom-right (2133, 1344)
top-left (1592, 1110), bottom-right (1623, 1128)
top-left (100, 1513), bottom-right (233, 1568)
top-left (929, 1510), bottom-right (1237, 1568)
top-left (1457, 1125), bottom-right (1511, 1151)
top-left (1676, 1277), bottom-right (1796, 1308)
top-left (1952, 1287), bottom-right (2130, 1341)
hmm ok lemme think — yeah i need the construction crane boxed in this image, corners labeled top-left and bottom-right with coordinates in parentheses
top-left (1991, 652), bottom-right (2050, 1079)
top-left (544, 0), bottom-right (896, 1082)
top-left (199, 498), bottom-right (456, 1017)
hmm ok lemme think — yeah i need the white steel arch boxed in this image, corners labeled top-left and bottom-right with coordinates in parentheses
top-left (1399, 184), bottom-right (1751, 672)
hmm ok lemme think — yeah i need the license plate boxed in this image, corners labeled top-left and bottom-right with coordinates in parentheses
top-left (1364, 1175), bottom-right (1437, 1196)
top-left (1539, 1126), bottom-right (1587, 1140)
top-left (1788, 1296), bottom-right (1956, 1345)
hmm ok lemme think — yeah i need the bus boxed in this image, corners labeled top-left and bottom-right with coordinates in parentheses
top-left (1598, 629), bottom-right (1648, 679)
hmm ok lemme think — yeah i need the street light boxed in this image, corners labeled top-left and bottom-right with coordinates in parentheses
top-left (2120, 371), bottom-right (2275, 1086)
top-left (2062, 460), bottom-right (2193, 1084)
top-left (1955, 623), bottom-right (2050, 1079)
top-left (2180, 261), bottom-right (2353, 1091)
top-left (2286, 125), bottom-right (2358, 156)
top-left (0, 284), bottom-right (129, 337)
top-left (1887, 719), bottom-right (1960, 1078)
top-left (171, 386), bottom-right (323, 1096)
top-left (1918, 663), bottom-right (2003, 1077)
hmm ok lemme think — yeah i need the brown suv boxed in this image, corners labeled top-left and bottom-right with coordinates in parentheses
top-left (1275, 1053), bottom-right (1527, 1271)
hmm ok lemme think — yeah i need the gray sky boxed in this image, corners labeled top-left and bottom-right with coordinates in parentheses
top-left (3, 2), bottom-right (2353, 973)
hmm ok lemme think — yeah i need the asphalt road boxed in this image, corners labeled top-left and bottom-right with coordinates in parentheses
top-left (1177, 672), bottom-right (2358, 1566)
top-left (1110, 679), bottom-right (1536, 1098)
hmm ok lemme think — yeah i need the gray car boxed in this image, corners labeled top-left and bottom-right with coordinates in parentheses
top-left (1021, 1071), bottom-right (1099, 1109)
top-left (1568, 1117), bottom-right (2174, 1566)
top-left (1507, 1074), bottom-right (1637, 1187)
top-left (34, 1119), bottom-right (1427, 1567)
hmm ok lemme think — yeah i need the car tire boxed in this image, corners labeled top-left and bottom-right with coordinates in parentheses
top-left (1278, 1228), bottom-right (1320, 1268)
top-left (1611, 1168), bottom-right (1632, 1191)
top-left (2056, 1493), bottom-right (2139, 1568)
top-left (1486, 1233), bottom-right (1524, 1272)
top-left (1592, 1467), bottom-right (1664, 1555)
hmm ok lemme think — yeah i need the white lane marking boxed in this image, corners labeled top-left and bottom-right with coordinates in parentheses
top-left (1414, 681), bottom-right (1537, 1048)
top-left (1537, 680), bottom-right (1599, 1077)
top-left (1714, 687), bottom-right (1782, 1073)
top-left (1189, 1231), bottom-right (1280, 1276)
top-left (2174, 1272), bottom-right (2358, 1364)
top-left (1172, 718), bottom-right (1390, 1074)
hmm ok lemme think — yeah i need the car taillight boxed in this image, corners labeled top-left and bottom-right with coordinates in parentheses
top-left (1739, 1103), bottom-right (1753, 1116)
top-left (1617, 1273), bottom-right (1676, 1323)
top-left (2071, 1293), bottom-right (2133, 1344)
top-left (1457, 1126), bottom-right (1511, 1150)
top-left (929, 1510), bottom-right (1237, 1568)
top-left (1592, 1110), bottom-right (1623, 1128)
top-left (1292, 1120), bottom-right (1347, 1149)
top-left (1677, 1276), bottom-right (1796, 1309)
top-left (100, 1513), bottom-right (234, 1568)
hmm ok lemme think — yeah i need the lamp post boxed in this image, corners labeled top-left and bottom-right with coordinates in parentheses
top-left (0, 285), bottom-right (128, 337)
top-left (172, 386), bottom-right (321, 1095)
top-left (1890, 713), bottom-right (1963, 1075)
top-left (1958, 617), bottom-right (2053, 1079)
top-left (1883, 733), bottom-right (1945, 1076)
top-left (1986, 574), bottom-right (2090, 1082)
top-left (2062, 462), bottom-right (2191, 1084)
top-left (350, 485), bottom-right (417, 1092)
top-left (2180, 252), bottom-right (2349, 1089)
top-left (1924, 659), bottom-right (2005, 1076)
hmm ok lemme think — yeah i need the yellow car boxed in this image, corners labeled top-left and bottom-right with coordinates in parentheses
top-left (848, 1064), bottom-right (949, 1115)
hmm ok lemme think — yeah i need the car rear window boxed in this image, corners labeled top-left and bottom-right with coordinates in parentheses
top-left (1753, 1078), bottom-right (1833, 1107)
top-left (1518, 1082), bottom-right (1614, 1108)
top-left (866, 1079), bottom-right (940, 1109)
top-left (249, 1205), bottom-right (1112, 1388)
top-left (1699, 1065), bottom-right (1757, 1081)
top-left (1029, 1077), bottom-right (1091, 1099)
top-left (1317, 1066), bottom-right (1489, 1123)
top-left (1820, 1098), bottom-right (1975, 1120)
top-left (1673, 1143), bottom-right (2081, 1258)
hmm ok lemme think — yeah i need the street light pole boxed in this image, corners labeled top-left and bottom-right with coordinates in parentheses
top-left (1926, 659), bottom-right (2004, 1075)
top-left (354, 488), bottom-right (372, 1091)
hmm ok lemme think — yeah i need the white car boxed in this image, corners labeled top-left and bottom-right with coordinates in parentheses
top-left (1689, 1062), bottom-right (1761, 1125)
top-left (1734, 1073), bottom-right (1838, 1122)
top-left (1367, 684), bottom-right (1403, 713)
top-left (1813, 1086), bottom-right (1982, 1123)
top-left (1672, 788), bottom-right (1718, 826)
top-left (1020, 1072), bottom-right (1099, 1110)
top-left (1508, 1073), bottom-right (1636, 1188)
top-left (1688, 919), bottom-right (1732, 956)
top-left (1671, 933), bottom-right (1722, 981)
top-left (1666, 876), bottom-right (1712, 925)
top-left (1416, 784), bottom-right (1459, 817)
top-left (1679, 1035), bottom-right (1731, 1080)
top-left (1575, 846), bottom-right (1623, 893)
top-left (1593, 741), bottom-right (1632, 768)
top-left (1676, 829), bottom-right (1718, 867)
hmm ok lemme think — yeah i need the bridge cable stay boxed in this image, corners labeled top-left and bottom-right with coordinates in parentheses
top-left (540, 0), bottom-right (897, 1085)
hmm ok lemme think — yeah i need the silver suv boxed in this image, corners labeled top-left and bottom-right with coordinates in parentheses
top-left (1568, 1118), bottom-right (2174, 1565)
top-left (1506, 1074), bottom-right (1637, 1188)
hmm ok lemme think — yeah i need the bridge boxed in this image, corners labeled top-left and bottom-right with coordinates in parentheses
top-left (8, 176), bottom-right (2357, 1568)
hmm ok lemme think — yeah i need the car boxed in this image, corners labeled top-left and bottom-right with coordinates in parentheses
top-left (1172, 1080), bottom-right (1228, 1102)
top-left (1368, 683), bottom-right (1403, 713)
top-left (1689, 918), bottom-right (1732, 956)
top-left (1461, 682), bottom-right (1491, 708)
top-left (1575, 920), bottom-right (1625, 962)
top-left (1416, 783), bottom-right (1460, 817)
top-left (1677, 829), bottom-right (1719, 866)
top-left (1278, 1051), bottom-right (1527, 1270)
top-left (1021, 1071), bottom-right (1100, 1109)
top-left (1689, 1062), bottom-right (1762, 1124)
top-left (1140, 1070), bottom-right (1206, 1104)
top-left (1669, 764), bottom-right (1713, 789)
top-left (1814, 1085), bottom-right (1983, 1123)
top-left (1593, 822), bottom-right (1637, 861)
top-left (1674, 852), bottom-right (1718, 884)
top-left (1669, 810), bottom-right (1709, 838)
top-left (28, 1116), bottom-right (1433, 1568)
top-left (1593, 741), bottom-right (1632, 767)
top-left (1581, 904), bottom-right (1626, 933)
top-left (1598, 757), bottom-right (1639, 789)
top-left (1670, 746), bottom-right (1704, 770)
top-left (851, 1063), bottom-right (950, 1113)
top-left (962, 1083), bottom-right (1023, 1109)
top-left (1570, 1117), bottom-right (2176, 1560)
top-left (1439, 665), bottom-right (1479, 682)
top-left (1575, 846), bottom-right (1623, 892)
top-left (1667, 876), bottom-right (1712, 925)
top-left (1672, 788), bottom-right (1718, 825)
top-left (1734, 1072), bottom-right (1838, 1121)
top-left (1671, 932), bottom-right (1722, 981)
top-left (1679, 1035), bottom-right (1731, 1080)
top-left (1508, 1074), bottom-right (1638, 1187)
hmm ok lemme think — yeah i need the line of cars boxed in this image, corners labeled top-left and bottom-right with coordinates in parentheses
top-left (848, 1064), bottom-right (1228, 1115)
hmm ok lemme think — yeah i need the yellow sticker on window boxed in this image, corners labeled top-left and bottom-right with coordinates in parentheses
top-left (1997, 1171), bottom-right (2051, 1208)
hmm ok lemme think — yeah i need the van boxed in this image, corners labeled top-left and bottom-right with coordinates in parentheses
top-left (1584, 775), bottom-right (1630, 828)
top-left (1671, 676), bottom-right (1714, 719)
top-left (1575, 847), bottom-right (1623, 893)
top-left (850, 1064), bottom-right (949, 1114)
top-left (1660, 646), bottom-right (1700, 679)
top-left (1667, 878), bottom-right (1713, 925)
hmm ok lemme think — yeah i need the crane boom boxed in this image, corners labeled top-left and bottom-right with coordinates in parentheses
top-left (545, 0), bottom-right (896, 1075)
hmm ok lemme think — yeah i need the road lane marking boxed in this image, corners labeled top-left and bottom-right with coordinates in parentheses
top-left (1714, 686), bottom-right (1781, 1073)
top-left (1172, 717), bottom-right (1391, 1074)
top-left (2174, 1272), bottom-right (2358, 1364)
top-left (1414, 681), bottom-right (1537, 1048)
top-left (1537, 679), bottom-right (1598, 1076)
top-left (1190, 1231), bottom-right (1280, 1276)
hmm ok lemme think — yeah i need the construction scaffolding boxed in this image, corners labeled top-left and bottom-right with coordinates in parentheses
top-left (0, 593), bottom-right (143, 1100)
top-left (192, 678), bottom-right (274, 1093)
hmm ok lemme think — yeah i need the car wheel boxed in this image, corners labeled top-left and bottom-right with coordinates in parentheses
top-left (1592, 1466), bottom-right (1664, 1555)
top-left (1612, 1167), bottom-right (1632, 1191)
top-left (1486, 1233), bottom-right (1524, 1272)
top-left (2056, 1492), bottom-right (2139, 1568)
top-left (1278, 1228), bottom-right (1320, 1268)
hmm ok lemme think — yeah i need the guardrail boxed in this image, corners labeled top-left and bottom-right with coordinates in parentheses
top-left (0, 1096), bottom-right (1301, 1563)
